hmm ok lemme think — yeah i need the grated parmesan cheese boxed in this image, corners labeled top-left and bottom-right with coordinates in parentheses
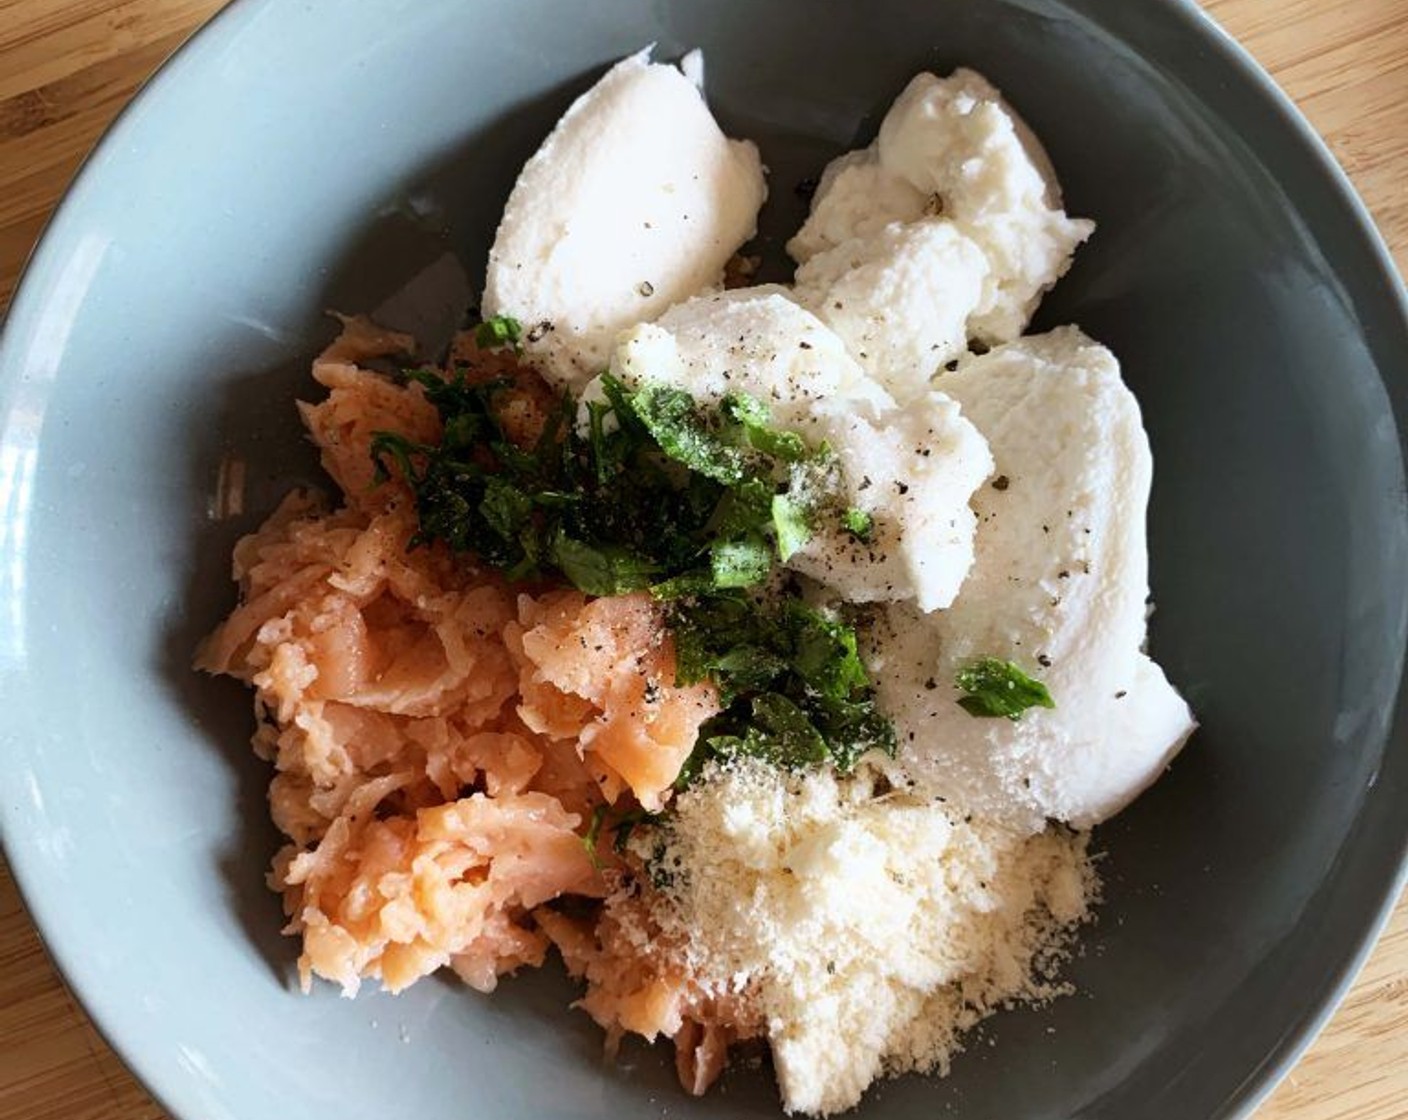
top-left (633, 761), bottom-right (1096, 1115)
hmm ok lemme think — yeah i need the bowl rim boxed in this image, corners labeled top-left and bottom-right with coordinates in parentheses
top-left (1152, 5), bottom-right (1408, 1117)
top-left (2, 1), bottom-right (1407, 1118)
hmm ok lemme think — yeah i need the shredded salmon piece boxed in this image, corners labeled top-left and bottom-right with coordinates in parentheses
top-left (200, 319), bottom-right (745, 1093)
top-left (201, 316), bottom-right (749, 1093)
top-left (282, 792), bottom-right (600, 995)
top-left (510, 591), bottom-right (719, 811)
top-left (536, 894), bottom-right (763, 1089)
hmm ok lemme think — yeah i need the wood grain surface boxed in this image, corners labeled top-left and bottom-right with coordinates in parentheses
top-left (1, 1), bottom-right (1406, 1118)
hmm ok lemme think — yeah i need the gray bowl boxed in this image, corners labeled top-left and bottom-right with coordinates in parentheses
top-left (2, 1), bottom-right (1407, 1117)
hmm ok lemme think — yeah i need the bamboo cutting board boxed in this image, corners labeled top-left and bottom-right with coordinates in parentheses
top-left (1, 2), bottom-right (1406, 1118)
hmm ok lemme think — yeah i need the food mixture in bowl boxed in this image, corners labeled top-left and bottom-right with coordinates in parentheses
top-left (198, 48), bottom-right (1195, 1116)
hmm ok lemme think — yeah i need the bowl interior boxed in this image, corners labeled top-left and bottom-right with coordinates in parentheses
top-left (2, 1), bottom-right (1407, 1118)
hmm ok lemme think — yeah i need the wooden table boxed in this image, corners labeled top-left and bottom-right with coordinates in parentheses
top-left (1, 1), bottom-right (1406, 1117)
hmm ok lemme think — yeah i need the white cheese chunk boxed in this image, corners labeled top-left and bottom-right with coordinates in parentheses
top-left (604, 287), bottom-right (892, 437)
top-left (482, 48), bottom-right (767, 392)
top-left (787, 150), bottom-right (928, 262)
top-left (788, 68), bottom-right (1094, 395)
top-left (793, 219), bottom-right (992, 398)
top-left (877, 69), bottom-right (1067, 223)
top-left (874, 327), bottom-right (1194, 830)
top-left (792, 389), bottom-right (993, 612)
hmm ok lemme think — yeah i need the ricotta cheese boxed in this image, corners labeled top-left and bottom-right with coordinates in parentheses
top-left (787, 150), bottom-right (928, 261)
top-left (604, 287), bottom-right (892, 437)
top-left (482, 48), bottom-right (767, 392)
top-left (871, 328), bottom-right (1195, 830)
top-left (792, 219), bottom-right (992, 393)
top-left (789, 388), bottom-right (993, 612)
top-left (789, 69), bottom-right (1094, 399)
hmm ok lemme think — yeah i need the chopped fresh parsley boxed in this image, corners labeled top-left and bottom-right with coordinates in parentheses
top-left (550, 530), bottom-right (660, 597)
top-left (721, 392), bottom-right (808, 462)
top-left (582, 804), bottom-right (607, 868)
top-left (627, 381), bottom-right (747, 484)
top-left (706, 693), bottom-right (830, 770)
top-left (955, 658), bottom-right (1056, 721)
top-left (371, 357), bottom-right (897, 781)
top-left (582, 804), bottom-right (661, 869)
top-left (770, 493), bottom-right (811, 561)
top-left (475, 314), bottom-right (524, 351)
top-left (709, 535), bottom-right (774, 589)
top-left (842, 507), bottom-right (873, 542)
top-left (371, 369), bottom-right (840, 597)
top-left (669, 594), bottom-right (896, 781)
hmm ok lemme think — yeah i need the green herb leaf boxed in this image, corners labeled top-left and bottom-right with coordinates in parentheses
top-left (550, 530), bottom-right (659, 597)
top-left (480, 477), bottom-right (534, 542)
top-left (581, 803), bottom-right (661, 864)
top-left (955, 658), bottom-right (1056, 721)
top-left (369, 431), bottom-right (425, 486)
top-left (710, 477), bottom-right (774, 538)
top-left (813, 693), bottom-right (898, 771)
top-left (582, 804), bottom-right (607, 869)
top-left (668, 594), bottom-right (751, 686)
top-left (627, 382), bottom-right (747, 484)
top-left (789, 603), bottom-right (868, 701)
top-left (475, 314), bottom-right (524, 351)
top-left (585, 400), bottom-right (617, 483)
top-left (751, 693), bottom-right (830, 757)
top-left (707, 646), bottom-right (791, 695)
top-left (610, 807), bottom-right (660, 852)
top-left (650, 571), bottom-right (716, 601)
top-left (721, 391), bottom-right (809, 462)
top-left (719, 391), bottom-right (771, 428)
top-left (707, 693), bottom-right (829, 769)
top-left (771, 493), bottom-right (811, 561)
top-left (669, 593), bottom-right (895, 782)
top-left (672, 747), bottom-right (709, 792)
top-left (596, 374), bottom-right (646, 438)
top-left (710, 534), bottom-right (773, 589)
top-left (841, 507), bottom-right (873, 542)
